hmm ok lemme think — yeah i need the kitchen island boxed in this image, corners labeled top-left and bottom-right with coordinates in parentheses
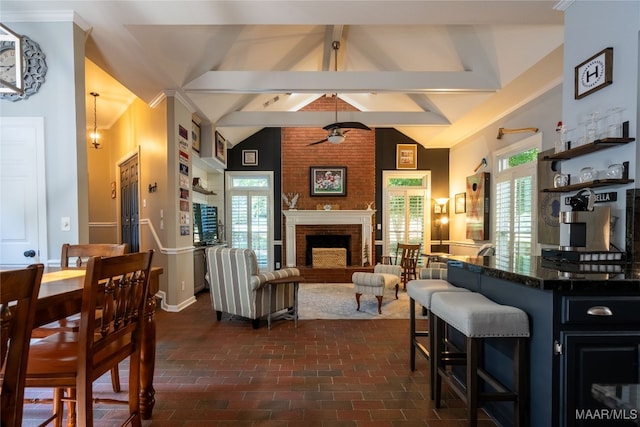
top-left (441, 255), bottom-right (640, 427)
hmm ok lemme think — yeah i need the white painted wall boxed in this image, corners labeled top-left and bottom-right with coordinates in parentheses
top-left (560, 1), bottom-right (640, 250)
top-left (0, 21), bottom-right (88, 265)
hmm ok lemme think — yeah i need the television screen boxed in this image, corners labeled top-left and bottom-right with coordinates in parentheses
top-left (193, 203), bottom-right (218, 246)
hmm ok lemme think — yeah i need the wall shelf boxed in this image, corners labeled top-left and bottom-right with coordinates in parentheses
top-left (193, 186), bottom-right (216, 195)
top-left (541, 134), bottom-right (634, 193)
top-left (543, 178), bottom-right (635, 193)
top-left (542, 137), bottom-right (635, 161)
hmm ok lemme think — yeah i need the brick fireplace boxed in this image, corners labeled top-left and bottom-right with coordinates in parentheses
top-left (302, 227), bottom-right (359, 266)
top-left (282, 210), bottom-right (375, 268)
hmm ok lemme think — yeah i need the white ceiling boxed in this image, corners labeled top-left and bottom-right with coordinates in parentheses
top-left (2, 1), bottom-right (565, 148)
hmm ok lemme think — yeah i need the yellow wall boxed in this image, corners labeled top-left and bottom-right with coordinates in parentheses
top-left (87, 97), bottom-right (173, 302)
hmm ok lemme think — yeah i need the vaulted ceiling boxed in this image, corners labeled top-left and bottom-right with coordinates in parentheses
top-left (2, 1), bottom-right (565, 148)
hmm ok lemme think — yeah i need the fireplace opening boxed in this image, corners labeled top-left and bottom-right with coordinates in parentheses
top-left (305, 235), bottom-right (351, 266)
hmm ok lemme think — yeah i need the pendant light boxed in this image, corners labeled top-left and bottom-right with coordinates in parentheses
top-left (89, 92), bottom-right (101, 149)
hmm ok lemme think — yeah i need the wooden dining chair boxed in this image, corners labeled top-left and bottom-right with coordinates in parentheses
top-left (33, 243), bottom-right (128, 393)
top-left (25, 250), bottom-right (154, 427)
top-left (397, 243), bottom-right (421, 290)
top-left (1, 263), bottom-right (44, 427)
top-left (61, 243), bottom-right (128, 268)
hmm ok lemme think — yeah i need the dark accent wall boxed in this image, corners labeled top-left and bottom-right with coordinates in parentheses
top-left (374, 128), bottom-right (450, 259)
top-left (227, 128), bottom-right (284, 268)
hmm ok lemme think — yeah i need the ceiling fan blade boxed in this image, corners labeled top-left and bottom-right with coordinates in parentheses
top-left (307, 138), bottom-right (328, 146)
top-left (323, 121), bottom-right (371, 131)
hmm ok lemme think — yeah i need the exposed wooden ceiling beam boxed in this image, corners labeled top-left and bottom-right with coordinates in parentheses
top-left (184, 71), bottom-right (499, 93)
top-left (217, 111), bottom-right (449, 127)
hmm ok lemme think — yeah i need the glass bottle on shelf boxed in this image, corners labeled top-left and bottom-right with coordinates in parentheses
top-left (554, 121), bottom-right (566, 153)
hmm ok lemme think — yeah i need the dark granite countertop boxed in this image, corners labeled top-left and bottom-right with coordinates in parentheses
top-left (443, 255), bottom-right (640, 292)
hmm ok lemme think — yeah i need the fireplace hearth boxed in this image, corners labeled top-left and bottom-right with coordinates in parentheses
top-left (305, 235), bottom-right (351, 266)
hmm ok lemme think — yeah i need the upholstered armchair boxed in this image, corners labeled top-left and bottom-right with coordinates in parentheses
top-left (205, 246), bottom-right (301, 329)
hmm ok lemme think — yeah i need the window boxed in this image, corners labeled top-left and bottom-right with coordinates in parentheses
top-left (493, 134), bottom-right (540, 269)
top-left (382, 171), bottom-right (431, 259)
top-left (226, 172), bottom-right (273, 270)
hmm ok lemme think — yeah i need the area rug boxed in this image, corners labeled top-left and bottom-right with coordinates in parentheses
top-left (297, 282), bottom-right (411, 320)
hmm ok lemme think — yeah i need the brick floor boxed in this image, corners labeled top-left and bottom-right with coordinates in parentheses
top-left (23, 291), bottom-right (497, 426)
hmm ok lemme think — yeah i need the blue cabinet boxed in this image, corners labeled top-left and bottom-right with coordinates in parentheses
top-left (447, 261), bottom-right (640, 427)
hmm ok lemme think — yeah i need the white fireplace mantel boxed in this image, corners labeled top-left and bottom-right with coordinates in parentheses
top-left (283, 210), bottom-right (375, 267)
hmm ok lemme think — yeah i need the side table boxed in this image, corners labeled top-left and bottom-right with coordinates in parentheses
top-left (265, 276), bottom-right (305, 329)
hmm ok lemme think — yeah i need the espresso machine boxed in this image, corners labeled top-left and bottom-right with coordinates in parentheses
top-left (559, 189), bottom-right (610, 252)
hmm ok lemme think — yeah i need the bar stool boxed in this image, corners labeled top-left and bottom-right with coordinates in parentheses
top-left (430, 292), bottom-right (530, 427)
top-left (407, 278), bottom-right (470, 398)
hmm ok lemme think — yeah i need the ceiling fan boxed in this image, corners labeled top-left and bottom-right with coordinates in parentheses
top-left (308, 41), bottom-right (371, 146)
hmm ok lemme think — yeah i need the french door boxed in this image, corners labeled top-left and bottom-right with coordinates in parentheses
top-left (226, 172), bottom-right (273, 270)
top-left (493, 134), bottom-right (540, 269)
top-left (382, 171), bottom-right (431, 260)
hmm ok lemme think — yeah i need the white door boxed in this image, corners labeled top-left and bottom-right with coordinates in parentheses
top-left (0, 117), bottom-right (48, 266)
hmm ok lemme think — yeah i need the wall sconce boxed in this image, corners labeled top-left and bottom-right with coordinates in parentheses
top-left (89, 92), bottom-right (101, 149)
top-left (434, 198), bottom-right (449, 248)
top-left (148, 182), bottom-right (157, 193)
top-left (434, 197), bottom-right (449, 214)
top-left (496, 127), bottom-right (538, 140)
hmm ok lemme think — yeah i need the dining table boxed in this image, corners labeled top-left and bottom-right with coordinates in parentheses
top-left (35, 266), bottom-right (164, 419)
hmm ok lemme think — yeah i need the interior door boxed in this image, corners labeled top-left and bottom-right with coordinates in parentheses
top-left (120, 154), bottom-right (139, 253)
top-left (0, 117), bottom-right (47, 265)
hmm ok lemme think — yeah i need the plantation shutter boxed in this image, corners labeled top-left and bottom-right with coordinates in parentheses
top-left (228, 173), bottom-right (272, 270)
top-left (495, 179), bottom-right (512, 266)
top-left (494, 141), bottom-right (538, 265)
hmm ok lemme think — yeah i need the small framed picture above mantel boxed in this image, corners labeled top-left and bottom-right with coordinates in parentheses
top-left (310, 166), bottom-right (347, 196)
top-left (396, 144), bottom-right (417, 169)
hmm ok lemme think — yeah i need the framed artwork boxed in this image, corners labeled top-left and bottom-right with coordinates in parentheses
top-left (310, 166), bottom-right (346, 196)
top-left (191, 120), bottom-right (201, 153)
top-left (455, 192), bottom-right (466, 214)
top-left (178, 124), bottom-right (188, 140)
top-left (465, 172), bottom-right (490, 240)
top-left (575, 47), bottom-right (613, 99)
top-left (215, 131), bottom-right (226, 163)
top-left (396, 144), bottom-right (417, 169)
top-left (242, 149), bottom-right (258, 166)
